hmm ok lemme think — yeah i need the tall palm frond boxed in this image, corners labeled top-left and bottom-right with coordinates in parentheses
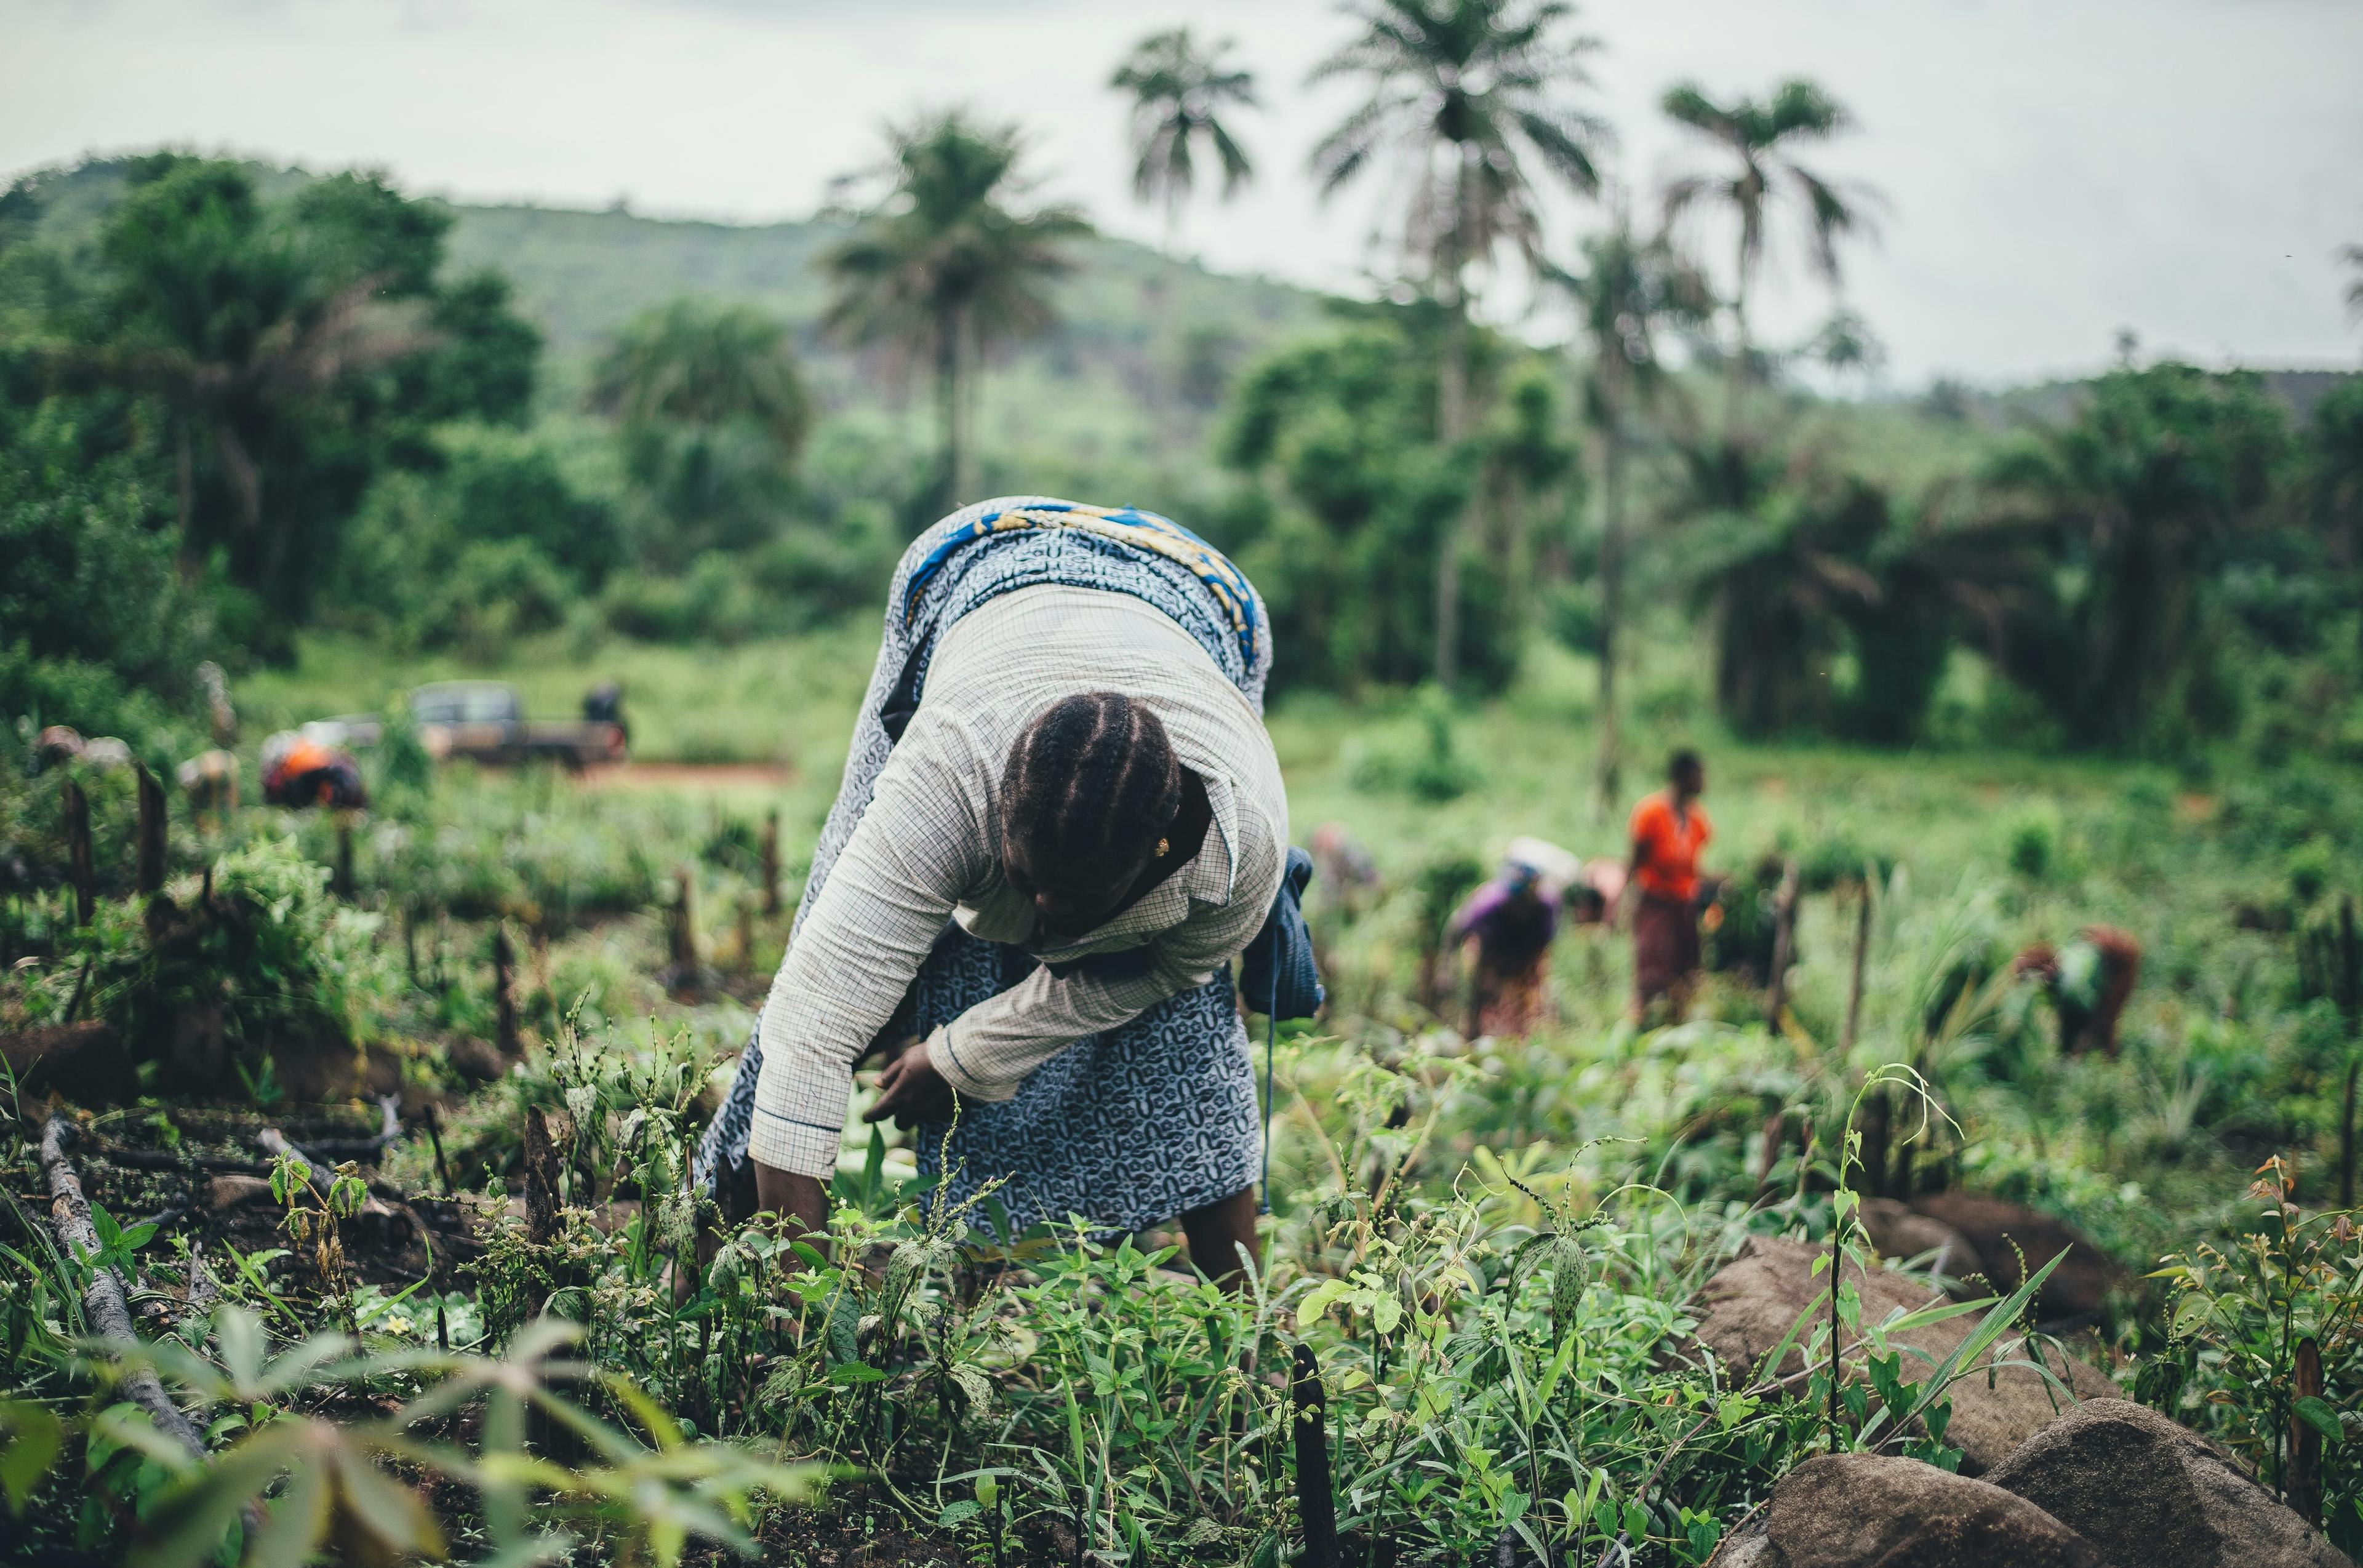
top-left (822, 113), bottom-right (1091, 505)
top-left (1309, 0), bottom-right (1607, 294)
top-left (1658, 77), bottom-right (1879, 426)
top-left (1307, 0), bottom-right (1609, 684)
top-left (1112, 28), bottom-right (1258, 244)
top-left (589, 300), bottom-right (807, 457)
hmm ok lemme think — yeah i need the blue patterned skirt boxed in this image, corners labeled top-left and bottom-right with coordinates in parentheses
top-left (695, 497), bottom-right (1270, 1234)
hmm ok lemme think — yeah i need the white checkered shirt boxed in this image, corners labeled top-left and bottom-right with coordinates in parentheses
top-left (749, 585), bottom-right (1289, 1176)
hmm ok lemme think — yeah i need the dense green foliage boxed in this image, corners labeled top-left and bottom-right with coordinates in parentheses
top-left (6, 641), bottom-right (2362, 1560)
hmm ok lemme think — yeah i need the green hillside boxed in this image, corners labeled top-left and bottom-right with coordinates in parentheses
top-left (15, 155), bottom-right (1332, 462)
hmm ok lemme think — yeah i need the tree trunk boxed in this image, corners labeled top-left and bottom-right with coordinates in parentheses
top-left (1724, 225), bottom-right (1753, 441)
top-left (1434, 293), bottom-right (1468, 691)
top-left (1433, 150), bottom-right (1476, 690)
top-left (935, 306), bottom-right (961, 512)
top-left (1594, 365), bottom-right (1628, 822)
top-left (951, 302), bottom-right (980, 508)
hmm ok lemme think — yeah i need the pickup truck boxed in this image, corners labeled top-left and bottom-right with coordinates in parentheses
top-left (409, 681), bottom-right (628, 769)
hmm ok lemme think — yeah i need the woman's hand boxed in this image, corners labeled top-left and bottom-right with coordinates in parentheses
top-left (865, 1041), bottom-right (958, 1129)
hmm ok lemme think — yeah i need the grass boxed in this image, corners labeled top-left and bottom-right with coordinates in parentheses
top-left (2, 620), bottom-right (2356, 1562)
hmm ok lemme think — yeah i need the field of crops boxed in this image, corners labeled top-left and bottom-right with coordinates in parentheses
top-left (4, 623), bottom-right (2360, 1566)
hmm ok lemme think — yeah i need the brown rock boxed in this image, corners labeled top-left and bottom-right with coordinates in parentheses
top-left (444, 1036), bottom-right (510, 1084)
top-left (206, 1174), bottom-right (277, 1209)
top-left (1688, 1236), bottom-right (2119, 1474)
top-left (166, 1004), bottom-right (228, 1087)
top-left (1709, 1454), bottom-right (2101, 1567)
top-left (0, 1021), bottom-right (133, 1105)
top-left (1859, 1198), bottom-right (1989, 1289)
top-left (267, 1036), bottom-right (367, 1102)
top-left (1984, 1399), bottom-right (2353, 1568)
top-left (1907, 1193), bottom-right (2124, 1322)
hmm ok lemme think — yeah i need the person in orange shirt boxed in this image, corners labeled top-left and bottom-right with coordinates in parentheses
top-left (1625, 749), bottom-right (1711, 1018)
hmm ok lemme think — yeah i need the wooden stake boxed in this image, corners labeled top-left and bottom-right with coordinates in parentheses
top-left (492, 926), bottom-right (519, 1057)
top-left (135, 764), bottom-right (167, 895)
top-left (1860, 1089), bottom-right (1892, 1202)
top-left (333, 815), bottom-right (355, 901)
top-left (63, 779), bottom-right (94, 926)
top-left (522, 1106), bottom-right (561, 1247)
top-left (422, 1102), bottom-right (454, 1196)
top-left (1291, 1343), bottom-right (1338, 1568)
top-left (1840, 882), bottom-right (1873, 1055)
top-left (669, 865), bottom-right (698, 972)
top-left (760, 810), bottom-right (782, 918)
top-left (1765, 857), bottom-right (1801, 1024)
top-left (2289, 1337), bottom-right (2323, 1524)
top-left (2341, 898), bottom-right (2358, 1211)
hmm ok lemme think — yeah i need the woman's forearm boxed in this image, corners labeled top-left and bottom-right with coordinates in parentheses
top-left (753, 1161), bottom-right (832, 1241)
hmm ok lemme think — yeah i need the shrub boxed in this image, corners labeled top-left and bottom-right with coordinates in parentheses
top-left (2005, 807), bottom-right (2058, 879)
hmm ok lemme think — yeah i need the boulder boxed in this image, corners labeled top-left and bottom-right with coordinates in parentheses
top-left (1708, 1454), bottom-right (2101, 1567)
top-left (1688, 1236), bottom-right (2118, 1474)
top-left (1906, 1192), bottom-right (2124, 1322)
top-left (445, 1036), bottom-right (511, 1084)
top-left (1983, 1399), bottom-right (2353, 1568)
top-left (1858, 1198), bottom-right (1988, 1288)
top-left (0, 1021), bottom-right (134, 1106)
top-left (206, 1174), bottom-right (277, 1209)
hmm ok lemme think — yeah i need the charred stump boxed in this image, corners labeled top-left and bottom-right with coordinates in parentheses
top-left (1292, 1343), bottom-right (1338, 1568)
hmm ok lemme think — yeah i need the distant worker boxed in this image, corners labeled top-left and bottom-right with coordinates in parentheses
top-left (1445, 849), bottom-right (1562, 1038)
top-left (1626, 749), bottom-right (1712, 1018)
top-left (1309, 821), bottom-right (1380, 919)
top-left (2013, 924), bottom-right (2142, 1057)
top-left (177, 749), bottom-right (242, 824)
top-left (583, 681), bottom-right (630, 750)
top-left (1564, 857), bottom-right (1628, 927)
top-left (261, 732), bottom-right (367, 809)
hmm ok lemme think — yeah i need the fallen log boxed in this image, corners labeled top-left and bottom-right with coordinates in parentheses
top-left (39, 1117), bottom-right (206, 1463)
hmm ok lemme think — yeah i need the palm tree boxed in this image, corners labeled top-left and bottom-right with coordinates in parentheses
top-left (97, 161), bottom-right (428, 599)
top-left (1555, 198), bottom-right (1708, 811)
top-left (1309, 0), bottom-right (1609, 685)
top-left (1659, 78), bottom-right (1877, 431)
top-left (1111, 28), bottom-right (1258, 251)
top-left (2343, 242), bottom-right (2363, 322)
top-left (589, 298), bottom-right (810, 562)
top-left (822, 113), bottom-right (1091, 510)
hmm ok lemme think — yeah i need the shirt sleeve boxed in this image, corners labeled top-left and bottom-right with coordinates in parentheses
top-left (746, 727), bottom-right (985, 1176)
top-left (924, 884), bottom-right (1266, 1101)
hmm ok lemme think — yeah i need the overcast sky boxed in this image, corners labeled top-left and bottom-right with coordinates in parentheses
top-left (4, 0), bottom-right (2359, 386)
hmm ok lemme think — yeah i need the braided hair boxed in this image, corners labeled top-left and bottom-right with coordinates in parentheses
top-left (1001, 692), bottom-right (1182, 886)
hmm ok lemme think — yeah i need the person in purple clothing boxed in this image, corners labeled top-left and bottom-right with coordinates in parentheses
top-left (1445, 858), bottom-right (1561, 1038)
